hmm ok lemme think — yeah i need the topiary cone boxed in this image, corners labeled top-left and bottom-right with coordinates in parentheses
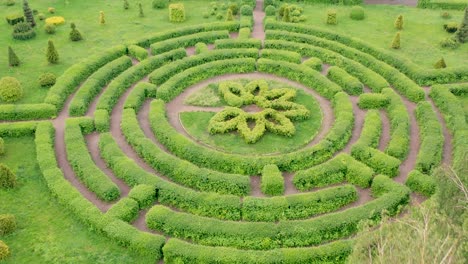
top-left (0, 163), bottom-right (16, 189)
top-left (100, 11), bottom-right (105, 24)
top-left (23, 0), bottom-right (36, 27)
top-left (391, 32), bottom-right (401, 49)
top-left (46, 40), bottom-right (59, 64)
top-left (434, 58), bottom-right (447, 68)
top-left (8, 46), bottom-right (20, 67)
top-left (455, 8), bottom-right (468, 43)
top-left (394, 14), bottom-right (403, 30)
top-left (226, 8), bottom-right (233, 21)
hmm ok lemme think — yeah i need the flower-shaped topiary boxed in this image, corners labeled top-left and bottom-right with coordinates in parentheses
top-left (208, 80), bottom-right (310, 143)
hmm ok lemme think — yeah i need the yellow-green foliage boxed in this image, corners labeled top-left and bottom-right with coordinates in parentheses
top-left (0, 241), bottom-right (10, 261)
top-left (169, 3), bottom-right (185, 22)
top-left (45, 16), bottom-right (65, 25)
top-left (327, 9), bottom-right (337, 25)
top-left (394, 14), bottom-right (403, 30)
top-left (99, 11), bottom-right (105, 24)
top-left (434, 57), bottom-right (447, 69)
top-left (391, 32), bottom-right (401, 49)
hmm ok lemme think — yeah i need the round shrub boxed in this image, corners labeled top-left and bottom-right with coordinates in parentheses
top-left (153, 0), bottom-right (168, 9)
top-left (48, 7), bottom-right (55, 14)
top-left (0, 77), bottom-right (23, 103)
top-left (0, 163), bottom-right (16, 189)
top-left (216, 13), bottom-right (223, 20)
top-left (0, 214), bottom-right (16, 236)
top-left (240, 5), bottom-right (253, 16)
top-left (44, 23), bottom-right (55, 34)
top-left (264, 0), bottom-right (276, 10)
top-left (440, 37), bottom-right (460, 49)
top-left (45, 16), bottom-right (65, 25)
top-left (229, 4), bottom-right (239, 15)
top-left (440, 11), bottom-right (451, 19)
top-left (5, 13), bottom-right (24, 25)
top-left (327, 9), bottom-right (337, 25)
top-left (0, 241), bottom-right (9, 261)
top-left (12, 21), bottom-right (36, 40)
top-left (38, 73), bottom-right (56, 87)
top-left (169, 3), bottom-right (185, 22)
top-left (350, 6), bottom-right (364, 20)
top-left (0, 138), bottom-right (4, 155)
top-left (443, 22), bottom-right (458, 33)
top-left (265, 5), bottom-right (276, 16)
top-left (37, 13), bottom-right (45, 20)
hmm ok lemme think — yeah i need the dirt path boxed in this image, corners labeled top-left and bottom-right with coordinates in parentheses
top-left (379, 109), bottom-right (391, 151)
top-left (252, 0), bottom-right (265, 41)
top-left (364, 0), bottom-right (418, 6)
top-left (85, 83), bottom-right (109, 117)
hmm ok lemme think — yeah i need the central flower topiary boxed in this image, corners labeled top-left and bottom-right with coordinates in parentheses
top-left (208, 80), bottom-right (310, 143)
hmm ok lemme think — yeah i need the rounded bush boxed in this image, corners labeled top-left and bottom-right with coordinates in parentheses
top-left (44, 23), bottom-right (56, 34)
top-left (443, 22), bottom-right (458, 33)
top-left (265, 5), bottom-right (276, 16)
top-left (440, 37), bottom-right (460, 49)
top-left (327, 9), bottom-right (337, 25)
top-left (0, 77), bottom-right (23, 103)
top-left (0, 214), bottom-right (16, 236)
top-left (48, 7), bottom-right (55, 14)
top-left (229, 3), bottom-right (239, 15)
top-left (440, 11), bottom-right (451, 19)
top-left (152, 0), bottom-right (168, 9)
top-left (38, 73), bottom-right (57, 87)
top-left (12, 21), bottom-right (36, 40)
top-left (0, 163), bottom-right (16, 189)
top-left (45, 16), bottom-right (65, 25)
top-left (38, 13), bottom-right (45, 20)
top-left (240, 5), bottom-right (253, 16)
top-left (350, 6), bottom-right (364, 20)
top-left (0, 241), bottom-right (9, 261)
top-left (5, 13), bottom-right (24, 25)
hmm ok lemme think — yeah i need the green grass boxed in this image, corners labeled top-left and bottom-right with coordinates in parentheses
top-left (180, 89), bottom-right (323, 154)
top-left (456, 94), bottom-right (468, 121)
top-left (0, 0), bottom-right (220, 104)
top-left (0, 137), bottom-right (154, 263)
top-left (184, 83), bottom-right (223, 106)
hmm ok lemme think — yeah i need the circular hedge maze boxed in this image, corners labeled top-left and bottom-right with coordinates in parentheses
top-left (4, 2), bottom-right (467, 263)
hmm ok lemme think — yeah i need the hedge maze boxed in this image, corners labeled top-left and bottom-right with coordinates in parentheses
top-left (3, 1), bottom-right (467, 263)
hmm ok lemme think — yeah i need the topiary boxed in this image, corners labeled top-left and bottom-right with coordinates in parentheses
top-left (124, 0), bottom-right (129, 10)
top-left (153, 0), bottom-right (168, 9)
top-left (99, 11), bottom-right (105, 24)
top-left (444, 22), bottom-right (458, 33)
top-left (265, 5), bottom-right (276, 16)
top-left (0, 77), bottom-right (23, 102)
top-left (169, 3), bottom-right (185, 22)
top-left (69, 22), bottom-right (83, 41)
top-left (440, 11), bottom-right (451, 19)
top-left (0, 241), bottom-right (9, 261)
top-left (37, 13), bottom-right (45, 20)
top-left (350, 6), bottom-right (364, 20)
top-left (225, 8), bottom-right (233, 21)
top-left (434, 57), bottom-right (447, 69)
top-left (240, 5), bottom-right (252, 16)
top-left (229, 4), bottom-right (239, 15)
top-left (38, 72), bottom-right (56, 87)
top-left (46, 40), bottom-right (59, 64)
top-left (47, 7), bottom-right (55, 14)
top-left (391, 32), bottom-right (401, 49)
top-left (5, 13), bottom-right (24, 25)
top-left (394, 14), bottom-right (403, 30)
top-left (282, 6), bottom-right (290, 22)
top-left (264, 0), bottom-right (276, 10)
top-left (8, 46), bottom-right (20, 67)
top-left (327, 9), bottom-right (337, 25)
top-left (0, 138), bottom-right (4, 155)
top-left (440, 36), bottom-right (460, 49)
top-left (216, 13), bottom-right (223, 20)
top-left (45, 16), bottom-right (65, 25)
top-left (23, 0), bottom-right (36, 27)
top-left (12, 21), bottom-right (35, 40)
top-left (0, 214), bottom-right (16, 236)
top-left (0, 163), bottom-right (16, 189)
top-left (455, 8), bottom-right (468, 43)
top-left (139, 3), bottom-right (144, 17)
top-left (44, 23), bottom-right (55, 34)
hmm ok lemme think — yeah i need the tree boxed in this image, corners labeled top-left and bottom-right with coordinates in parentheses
top-left (69, 23), bottom-right (83, 41)
top-left (394, 14), bottom-right (403, 30)
top-left (46, 40), bottom-right (59, 64)
top-left (139, 3), bottom-right (144, 17)
top-left (0, 164), bottom-right (16, 189)
top-left (391, 32), bottom-right (401, 49)
top-left (282, 6), bottom-right (291, 22)
top-left (434, 57), bottom-right (447, 69)
top-left (100, 11), bottom-right (105, 24)
top-left (8, 46), bottom-right (20, 67)
top-left (124, 0), bottom-right (129, 10)
top-left (22, 0), bottom-right (36, 27)
top-left (455, 8), bottom-right (468, 43)
top-left (225, 8), bottom-right (233, 21)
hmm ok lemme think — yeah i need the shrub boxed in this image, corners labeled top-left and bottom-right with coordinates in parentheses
top-left (0, 77), bottom-right (23, 102)
top-left (128, 184), bottom-right (156, 209)
top-left (139, 3), bottom-right (144, 17)
top-left (327, 9), bottom-right (337, 25)
top-left (5, 13), bottom-right (24, 25)
top-left (226, 8), bottom-right (233, 21)
top-left (45, 16), bottom-right (65, 26)
top-left (394, 14), bottom-right (403, 30)
top-left (261, 164), bottom-right (284, 196)
top-left (153, 0), bottom-right (168, 9)
top-left (405, 170), bottom-right (436, 197)
top-left (46, 40), bottom-right (59, 64)
top-left (23, 0), bottom-right (36, 27)
top-left (0, 241), bottom-right (9, 261)
top-left (444, 22), bottom-right (458, 33)
top-left (0, 214), bottom-right (16, 236)
top-left (0, 138), bottom-right (4, 155)
top-left (391, 32), bottom-right (400, 49)
top-left (124, 0), bottom-right (129, 10)
top-left (327, 66), bottom-right (363, 95)
top-left (128, 45), bottom-right (148, 61)
top-left (434, 57), bottom-right (446, 69)
top-left (441, 11), bottom-right (451, 19)
top-left (69, 22), bottom-right (83, 41)
top-left (12, 21), bottom-right (35, 40)
top-left (106, 198), bottom-right (139, 222)
top-left (44, 23), bottom-right (55, 34)
top-left (265, 5), bottom-right (276, 16)
top-left (454, 7), bottom-right (468, 43)
top-left (169, 3), bottom-right (185, 22)
top-left (351, 144), bottom-right (401, 177)
top-left (282, 6), bottom-right (291, 22)
top-left (229, 3), bottom-right (239, 15)
top-left (195, 42), bottom-right (208, 54)
top-left (240, 5), bottom-right (253, 16)
top-left (38, 73), bottom-right (56, 87)
top-left (94, 109), bottom-right (109, 132)
top-left (439, 36), bottom-right (460, 49)
top-left (8, 46), bottom-right (20, 67)
top-left (100, 11), bottom-right (105, 24)
top-left (48, 7), bottom-right (55, 14)
top-left (38, 13), bottom-right (45, 20)
top-left (350, 6), bottom-right (364, 20)
top-left (0, 164), bottom-right (16, 189)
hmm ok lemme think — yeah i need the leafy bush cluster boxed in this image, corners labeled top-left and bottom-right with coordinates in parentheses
top-left (12, 21), bottom-right (35, 40)
top-left (0, 76), bottom-right (23, 102)
top-left (405, 170), bottom-right (436, 197)
top-left (0, 241), bottom-right (9, 261)
top-left (302, 57), bottom-right (323, 71)
top-left (260, 164), bottom-right (284, 196)
top-left (169, 3), bottom-right (185, 22)
top-left (151, 30), bottom-right (229, 54)
top-left (278, 4), bottom-right (306, 23)
top-left (128, 44), bottom-right (148, 61)
top-left (350, 6), bottom-right (365, 20)
top-left (124, 82), bottom-right (157, 111)
top-left (327, 66), bottom-right (363, 95)
top-left (38, 72), bottom-right (56, 87)
top-left (5, 13), bottom-right (24, 25)
top-left (358, 93), bottom-right (390, 109)
top-left (382, 88), bottom-right (410, 160)
top-left (0, 214), bottom-right (16, 236)
top-left (351, 144), bottom-right (401, 177)
top-left (260, 49), bottom-right (302, 64)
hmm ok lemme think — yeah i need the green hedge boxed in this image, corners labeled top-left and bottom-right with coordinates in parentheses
top-left (351, 144), bottom-right (401, 177)
top-left (194, 42), bottom-right (209, 54)
top-left (358, 93), bottom-right (390, 109)
top-left (157, 58), bottom-right (257, 101)
top-left (45, 45), bottom-right (127, 111)
top-left (302, 57), bottom-right (322, 71)
top-left (447, 83), bottom-right (468, 96)
top-left (151, 31), bottom-right (230, 55)
top-left (94, 109), bottom-right (110, 132)
top-left (0, 104), bottom-right (56, 120)
top-left (128, 44), bottom-right (148, 61)
top-left (214, 38), bottom-right (262, 49)
top-left (238, 27), bottom-right (251, 39)
top-left (405, 170), bottom-right (436, 197)
top-left (124, 82), bottom-right (156, 111)
top-left (260, 49), bottom-right (302, 64)
top-left (68, 56), bottom-right (133, 116)
top-left (417, 0), bottom-right (467, 10)
top-left (260, 164), bottom-right (284, 196)
top-left (357, 110), bottom-right (382, 148)
top-left (382, 88), bottom-right (410, 160)
top-left (65, 120), bottom-right (120, 201)
top-left (0, 214), bottom-right (16, 236)
top-left (327, 66), bottom-right (363, 95)
top-left (0, 121), bottom-right (37, 137)
top-left (96, 48), bottom-right (186, 112)
top-left (105, 197), bottom-right (139, 222)
top-left (128, 184), bottom-right (157, 209)
top-left (149, 48), bottom-right (259, 85)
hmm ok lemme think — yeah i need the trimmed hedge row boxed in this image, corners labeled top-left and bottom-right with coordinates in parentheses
top-left (294, 153), bottom-right (374, 190)
top-left (96, 48), bottom-right (186, 112)
top-left (382, 88), bottom-right (410, 160)
top-left (45, 45), bottom-right (127, 110)
top-left (327, 66), bottom-right (363, 95)
top-left (405, 170), bottom-right (436, 197)
top-left (162, 238), bottom-right (353, 264)
top-left (65, 120), bottom-right (120, 201)
top-left (105, 197), bottom-right (139, 222)
top-left (94, 109), bottom-right (110, 132)
top-left (0, 104), bottom-right (56, 121)
top-left (121, 108), bottom-right (250, 195)
top-left (148, 91), bottom-right (352, 174)
top-left (351, 144), bottom-right (401, 177)
top-left (68, 56), bottom-right (133, 116)
top-left (418, 0), bottom-right (467, 10)
top-left (447, 83), bottom-right (468, 96)
top-left (194, 42), bottom-right (209, 54)
top-left (260, 49), bottom-right (302, 64)
top-left (302, 57), bottom-right (322, 71)
top-left (123, 82), bottom-right (156, 111)
top-left (265, 21), bottom-right (468, 85)
top-left (0, 121), bottom-right (37, 137)
top-left (243, 184), bottom-right (357, 222)
top-left (149, 48), bottom-right (259, 85)
top-left (357, 110), bottom-right (382, 148)
top-left (128, 44), bottom-right (148, 61)
top-left (265, 29), bottom-right (425, 102)
top-left (260, 164), bottom-right (284, 196)
top-left (150, 31), bottom-right (230, 55)
top-left (358, 93), bottom-right (390, 109)
top-left (157, 58), bottom-right (257, 101)
top-left (214, 38), bottom-right (263, 49)
top-left (238, 27), bottom-right (251, 39)
top-left (264, 39), bottom-right (389, 92)
top-left (146, 175), bottom-right (409, 250)
top-left (34, 122), bottom-right (165, 259)
top-left (128, 184), bottom-right (157, 209)
top-left (415, 101), bottom-right (443, 174)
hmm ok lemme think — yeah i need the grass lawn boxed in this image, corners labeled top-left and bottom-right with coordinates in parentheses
top-left (0, 137), bottom-right (154, 263)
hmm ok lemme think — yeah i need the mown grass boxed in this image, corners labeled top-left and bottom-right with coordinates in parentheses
top-left (0, 137), bottom-right (154, 263)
